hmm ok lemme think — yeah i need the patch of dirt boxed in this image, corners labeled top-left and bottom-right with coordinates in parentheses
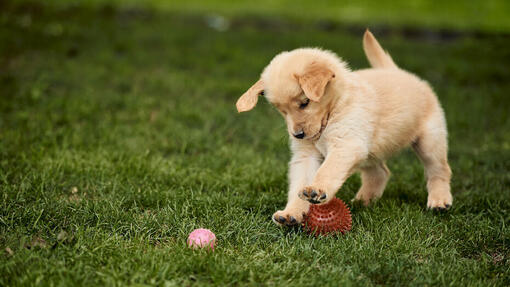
top-left (25, 236), bottom-right (47, 249)
top-left (5, 247), bottom-right (14, 256)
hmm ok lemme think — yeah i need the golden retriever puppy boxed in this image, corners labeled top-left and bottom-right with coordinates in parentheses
top-left (236, 30), bottom-right (452, 226)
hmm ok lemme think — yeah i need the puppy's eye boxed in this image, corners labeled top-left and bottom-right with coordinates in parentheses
top-left (299, 98), bottom-right (310, 109)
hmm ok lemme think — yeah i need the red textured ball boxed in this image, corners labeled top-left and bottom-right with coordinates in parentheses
top-left (303, 197), bottom-right (352, 236)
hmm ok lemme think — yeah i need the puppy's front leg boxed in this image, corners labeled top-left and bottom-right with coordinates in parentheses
top-left (273, 141), bottom-right (322, 226)
top-left (299, 140), bottom-right (368, 204)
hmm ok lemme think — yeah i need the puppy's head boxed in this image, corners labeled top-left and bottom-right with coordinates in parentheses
top-left (237, 48), bottom-right (347, 140)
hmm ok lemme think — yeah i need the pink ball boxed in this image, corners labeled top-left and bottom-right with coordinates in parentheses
top-left (187, 228), bottom-right (216, 250)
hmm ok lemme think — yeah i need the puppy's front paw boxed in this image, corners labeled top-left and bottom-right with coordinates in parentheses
top-left (299, 186), bottom-right (328, 204)
top-left (352, 190), bottom-right (378, 206)
top-left (272, 210), bottom-right (305, 226)
top-left (427, 193), bottom-right (452, 211)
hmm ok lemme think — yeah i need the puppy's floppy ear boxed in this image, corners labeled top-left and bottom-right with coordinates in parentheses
top-left (295, 64), bottom-right (335, 102)
top-left (236, 79), bottom-right (264, 112)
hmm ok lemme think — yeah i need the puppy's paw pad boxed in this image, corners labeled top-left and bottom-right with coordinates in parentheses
top-left (272, 210), bottom-right (302, 226)
top-left (299, 187), bottom-right (327, 204)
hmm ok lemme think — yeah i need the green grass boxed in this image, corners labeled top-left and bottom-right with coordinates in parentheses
top-left (1, 1), bottom-right (509, 286)
top-left (26, 0), bottom-right (510, 32)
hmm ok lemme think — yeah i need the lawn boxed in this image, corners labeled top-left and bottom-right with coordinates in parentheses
top-left (1, 0), bottom-right (509, 286)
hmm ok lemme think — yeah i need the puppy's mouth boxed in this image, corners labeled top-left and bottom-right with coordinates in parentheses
top-left (308, 113), bottom-right (329, 141)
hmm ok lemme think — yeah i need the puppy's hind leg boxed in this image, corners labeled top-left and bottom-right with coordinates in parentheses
top-left (354, 161), bottom-right (390, 206)
top-left (413, 112), bottom-right (453, 210)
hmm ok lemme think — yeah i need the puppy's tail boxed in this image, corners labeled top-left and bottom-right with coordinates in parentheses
top-left (363, 29), bottom-right (398, 69)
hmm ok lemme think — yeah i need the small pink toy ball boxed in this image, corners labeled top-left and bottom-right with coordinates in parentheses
top-left (187, 228), bottom-right (216, 250)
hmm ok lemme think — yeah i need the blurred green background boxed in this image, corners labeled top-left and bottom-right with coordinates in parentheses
top-left (1, 0), bottom-right (509, 286)
top-left (23, 0), bottom-right (510, 32)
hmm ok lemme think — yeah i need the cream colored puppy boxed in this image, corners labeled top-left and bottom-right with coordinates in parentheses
top-left (236, 31), bottom-right (452, 226)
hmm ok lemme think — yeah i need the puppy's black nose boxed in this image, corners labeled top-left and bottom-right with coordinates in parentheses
top-left (293, 131), bottom-right (305, 139)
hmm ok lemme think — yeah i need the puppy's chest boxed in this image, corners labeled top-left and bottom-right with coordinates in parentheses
top-left (313, 138), bottom-right (328, 158)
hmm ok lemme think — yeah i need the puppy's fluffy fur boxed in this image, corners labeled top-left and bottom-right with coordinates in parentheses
top-left (237, 31), bottom-right (452, 226)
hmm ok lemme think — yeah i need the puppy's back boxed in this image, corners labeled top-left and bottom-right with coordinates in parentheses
top-left (354, 68), bottom-right (440, 157)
